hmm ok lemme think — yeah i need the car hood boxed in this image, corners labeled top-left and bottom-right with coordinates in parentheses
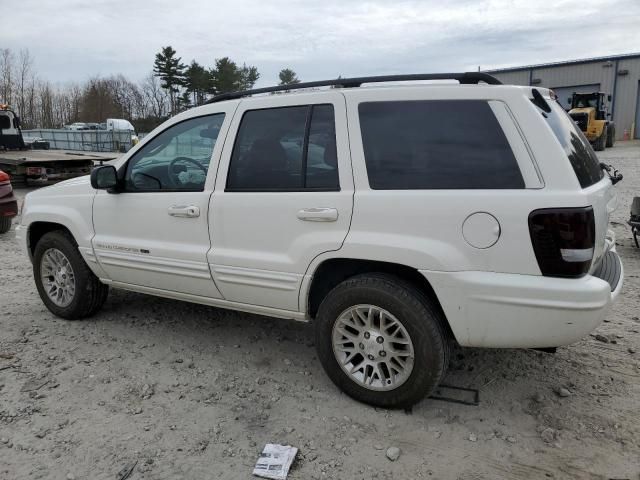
top-left (26, 174), bottom-right (93, 199)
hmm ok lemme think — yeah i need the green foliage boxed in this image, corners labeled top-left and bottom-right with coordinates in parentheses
top-left (239, 64), bottom-right (260, 91)
top-left (153, 46), bottom-right (186, 114)
top-left (209, 58), bottom-right (260, 95)
top-left (183, 60), bottom-right (210, 106)
top-left (177, 90), bottom-right (192, 110)
top-left (278, 68), bottom-right (300, 85)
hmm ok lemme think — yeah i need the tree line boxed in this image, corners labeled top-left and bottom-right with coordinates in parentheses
top-left (0, 46), bottom-right (301, 132)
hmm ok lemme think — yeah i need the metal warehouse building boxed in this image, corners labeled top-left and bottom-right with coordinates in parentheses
top-left (486, 52), bottom-right (640, 140)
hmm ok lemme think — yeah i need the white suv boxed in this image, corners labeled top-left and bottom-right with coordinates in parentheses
top-left (17, 73), bottom-right (624, 408)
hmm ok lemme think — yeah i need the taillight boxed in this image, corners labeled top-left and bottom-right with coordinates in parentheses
top-left (0, 170), bottom-right (9, 182)
top-left (528, 207), bottom-right (595, 278)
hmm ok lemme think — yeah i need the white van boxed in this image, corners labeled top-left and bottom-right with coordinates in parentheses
top-left (105, 118), bottom-right (139, 145)
top-left (105, 118), bottom-right (135, 132)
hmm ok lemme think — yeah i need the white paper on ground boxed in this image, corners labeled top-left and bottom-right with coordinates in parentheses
top-left (252, 443), bottom-right (298, 480)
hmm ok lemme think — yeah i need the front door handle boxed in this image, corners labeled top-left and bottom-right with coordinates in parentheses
top-left (168, 205), bottom-right (200, 218)
top-left (297, 207), bottom-right (338, 222)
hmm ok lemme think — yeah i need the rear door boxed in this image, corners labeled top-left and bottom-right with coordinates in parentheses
top-left (209, 91), bottom-right (353, 311)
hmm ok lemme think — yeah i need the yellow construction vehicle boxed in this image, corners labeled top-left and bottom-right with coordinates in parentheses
top-left (567, 92), bottom-right (615, 151)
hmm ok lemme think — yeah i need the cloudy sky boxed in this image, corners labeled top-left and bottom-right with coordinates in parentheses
top-left (4, 0), bottom-right (640, 86)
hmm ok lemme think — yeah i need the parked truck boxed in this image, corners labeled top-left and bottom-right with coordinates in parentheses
top-left (0, 104), bottom-right (118, 185)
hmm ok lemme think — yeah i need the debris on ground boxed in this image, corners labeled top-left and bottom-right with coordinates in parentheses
top-left (385, 446), bottom-right (401, 461)
top-left (115, 460), bottom-right (137, 480)
top-left (253, 444), bottom-right (298, 479)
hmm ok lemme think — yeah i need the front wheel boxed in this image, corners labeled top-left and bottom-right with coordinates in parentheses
top-left (33, 230), bottom-right (108, 319)
top-left (315, 274), bottom-right (449, 408)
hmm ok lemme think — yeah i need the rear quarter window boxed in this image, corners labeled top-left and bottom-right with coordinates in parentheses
top-left (358, 100), bottom-right (524, 190)
top-left (544, 102), bottom-right (604, 188)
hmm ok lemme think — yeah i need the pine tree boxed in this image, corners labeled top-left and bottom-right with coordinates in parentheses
top-left (278, 68), bottom-right (300, 85)
top-left (209, 57), bottom-right (240, 94)
top-left (184, 60), bottom-right (210, 105)
top-left (153, 46), bottom-right (186, 115)
top-left (210, 58), bottom-right (260, 95)
top-left (239, 64), bottom-right (260, 90)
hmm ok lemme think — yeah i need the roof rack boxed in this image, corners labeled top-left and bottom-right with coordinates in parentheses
top-left (205, 72), bottom-right (502, 104)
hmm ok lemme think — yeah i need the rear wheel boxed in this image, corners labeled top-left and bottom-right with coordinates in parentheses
top-left (33, 230), bottom-right (108, 319)
top-left (315, 274), bottom-right (449, 408)
top-left (0, 217), bottom-right (11, 234)
top-left (594, 126), bottom-right (607, 151)
top-left (606, 124), bottom-right (615, 148)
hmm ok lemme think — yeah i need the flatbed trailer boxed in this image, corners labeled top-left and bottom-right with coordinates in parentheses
top-left (0, 150), bottom-right (119, 185)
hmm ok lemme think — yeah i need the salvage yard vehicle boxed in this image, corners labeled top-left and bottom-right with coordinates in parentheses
top-left (0, 104), bottom-right (114, 184)
top-left (0, 169), bottom-right (18, 233)
top-left (0, 149), bottom-right (115, 185)
top-left (567, 91), bottom-right (615, 151)
top-left (17, 73), bottom-right (624, 408)
top-left (0, 104), bottom-right (26, 150)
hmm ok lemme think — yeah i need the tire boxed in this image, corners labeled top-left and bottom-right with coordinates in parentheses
top-left (315, 273), bottom-right (450, 408)
top-left (33, 230), bottom-right (108, 319)
top-left (606, 124), bottom-right (615, 148)
top-left (594, 126), bottom-right (607, 151)
top-left (0, 217), bottom-right (11, 234)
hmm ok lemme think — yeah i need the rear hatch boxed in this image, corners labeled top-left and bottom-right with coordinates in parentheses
top-left (541, 95), bottom-right (614, 271)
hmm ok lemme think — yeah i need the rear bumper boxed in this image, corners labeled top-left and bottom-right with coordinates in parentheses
top-left (422, 251), bottom-right (623, 348)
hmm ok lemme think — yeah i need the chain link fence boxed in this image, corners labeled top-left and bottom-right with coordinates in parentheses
top-left (22, 129), bottom-right (134, 152)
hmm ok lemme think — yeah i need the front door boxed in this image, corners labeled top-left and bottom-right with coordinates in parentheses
top-left (209, 91), bottom-right (354, 311)
top-left (92, 110), bottom-right (230, 298)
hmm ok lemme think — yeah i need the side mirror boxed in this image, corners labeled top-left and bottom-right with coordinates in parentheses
top-left (566, 98), bottom-right (571, 105)
top-left (91, 165), bottom-right (118, 190)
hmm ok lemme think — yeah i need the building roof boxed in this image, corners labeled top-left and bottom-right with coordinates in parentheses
top-left (485, 52), bottom-right (640, 73)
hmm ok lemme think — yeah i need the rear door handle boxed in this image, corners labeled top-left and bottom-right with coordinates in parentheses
top-left (168, 205), bottom-right (200, 218)
top-left (297, 207), bottom-right (338, 222)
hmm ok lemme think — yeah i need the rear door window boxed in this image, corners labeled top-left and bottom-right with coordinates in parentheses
top-left (358, 100), bottom-right (524, 190)
top-left (543, 101), bottom-right (604, 188)
top-left (226, 104), bottom-right (339, 191)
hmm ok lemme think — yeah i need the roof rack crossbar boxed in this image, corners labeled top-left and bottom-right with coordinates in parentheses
top-left (205, 72), bottom-right (501, 104)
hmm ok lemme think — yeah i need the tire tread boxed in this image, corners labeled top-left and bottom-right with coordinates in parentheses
top-left (315, 273), bottom-right (450, 408)
top-left (33, 230), bottom-right (108, 319)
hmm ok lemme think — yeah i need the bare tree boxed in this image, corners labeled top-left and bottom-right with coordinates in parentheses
top-left (17, 49), bottom-right (33, 121)
top-left (142, 71), bottom-right (169, 118)
top-left (0, 48), bottom-right (14, 105)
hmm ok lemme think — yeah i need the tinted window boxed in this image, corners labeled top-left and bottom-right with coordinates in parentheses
top-left (359, 100), bottom-right (524, 190)
top-left (306, 105), bottom-right (339, 190)
top-left (544, 101), bottom-right (603, 188)
top-left (227, 104), bottom-right (338, 191)
top-left (125, 114), bottom-right (224, 191)
top-left (0, 114), bottom-right (10, 130)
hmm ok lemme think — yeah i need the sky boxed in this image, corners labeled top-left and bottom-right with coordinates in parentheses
top-left (3, 0), bottom-right (640, 87)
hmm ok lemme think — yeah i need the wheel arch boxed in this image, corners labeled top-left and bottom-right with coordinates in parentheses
top-left (305, 258), bottom-right (456, 343)
top-left (27, 221), bottom-right (75, 259)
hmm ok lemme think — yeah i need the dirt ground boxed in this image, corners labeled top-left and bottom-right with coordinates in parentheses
top-left (1, 142), bottom-right (639, 480)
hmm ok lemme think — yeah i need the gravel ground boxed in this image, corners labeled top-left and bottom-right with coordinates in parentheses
top-left (1, 142), bottom-right (639, 480)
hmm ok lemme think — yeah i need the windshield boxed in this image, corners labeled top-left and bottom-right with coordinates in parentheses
top-left (573, 97), bottom-right (597, 109)
top-left (544, 101), bottom-right (603, 188)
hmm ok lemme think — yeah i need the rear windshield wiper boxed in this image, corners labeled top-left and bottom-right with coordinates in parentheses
top-left (600, 162), bottom-right (623, 185)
